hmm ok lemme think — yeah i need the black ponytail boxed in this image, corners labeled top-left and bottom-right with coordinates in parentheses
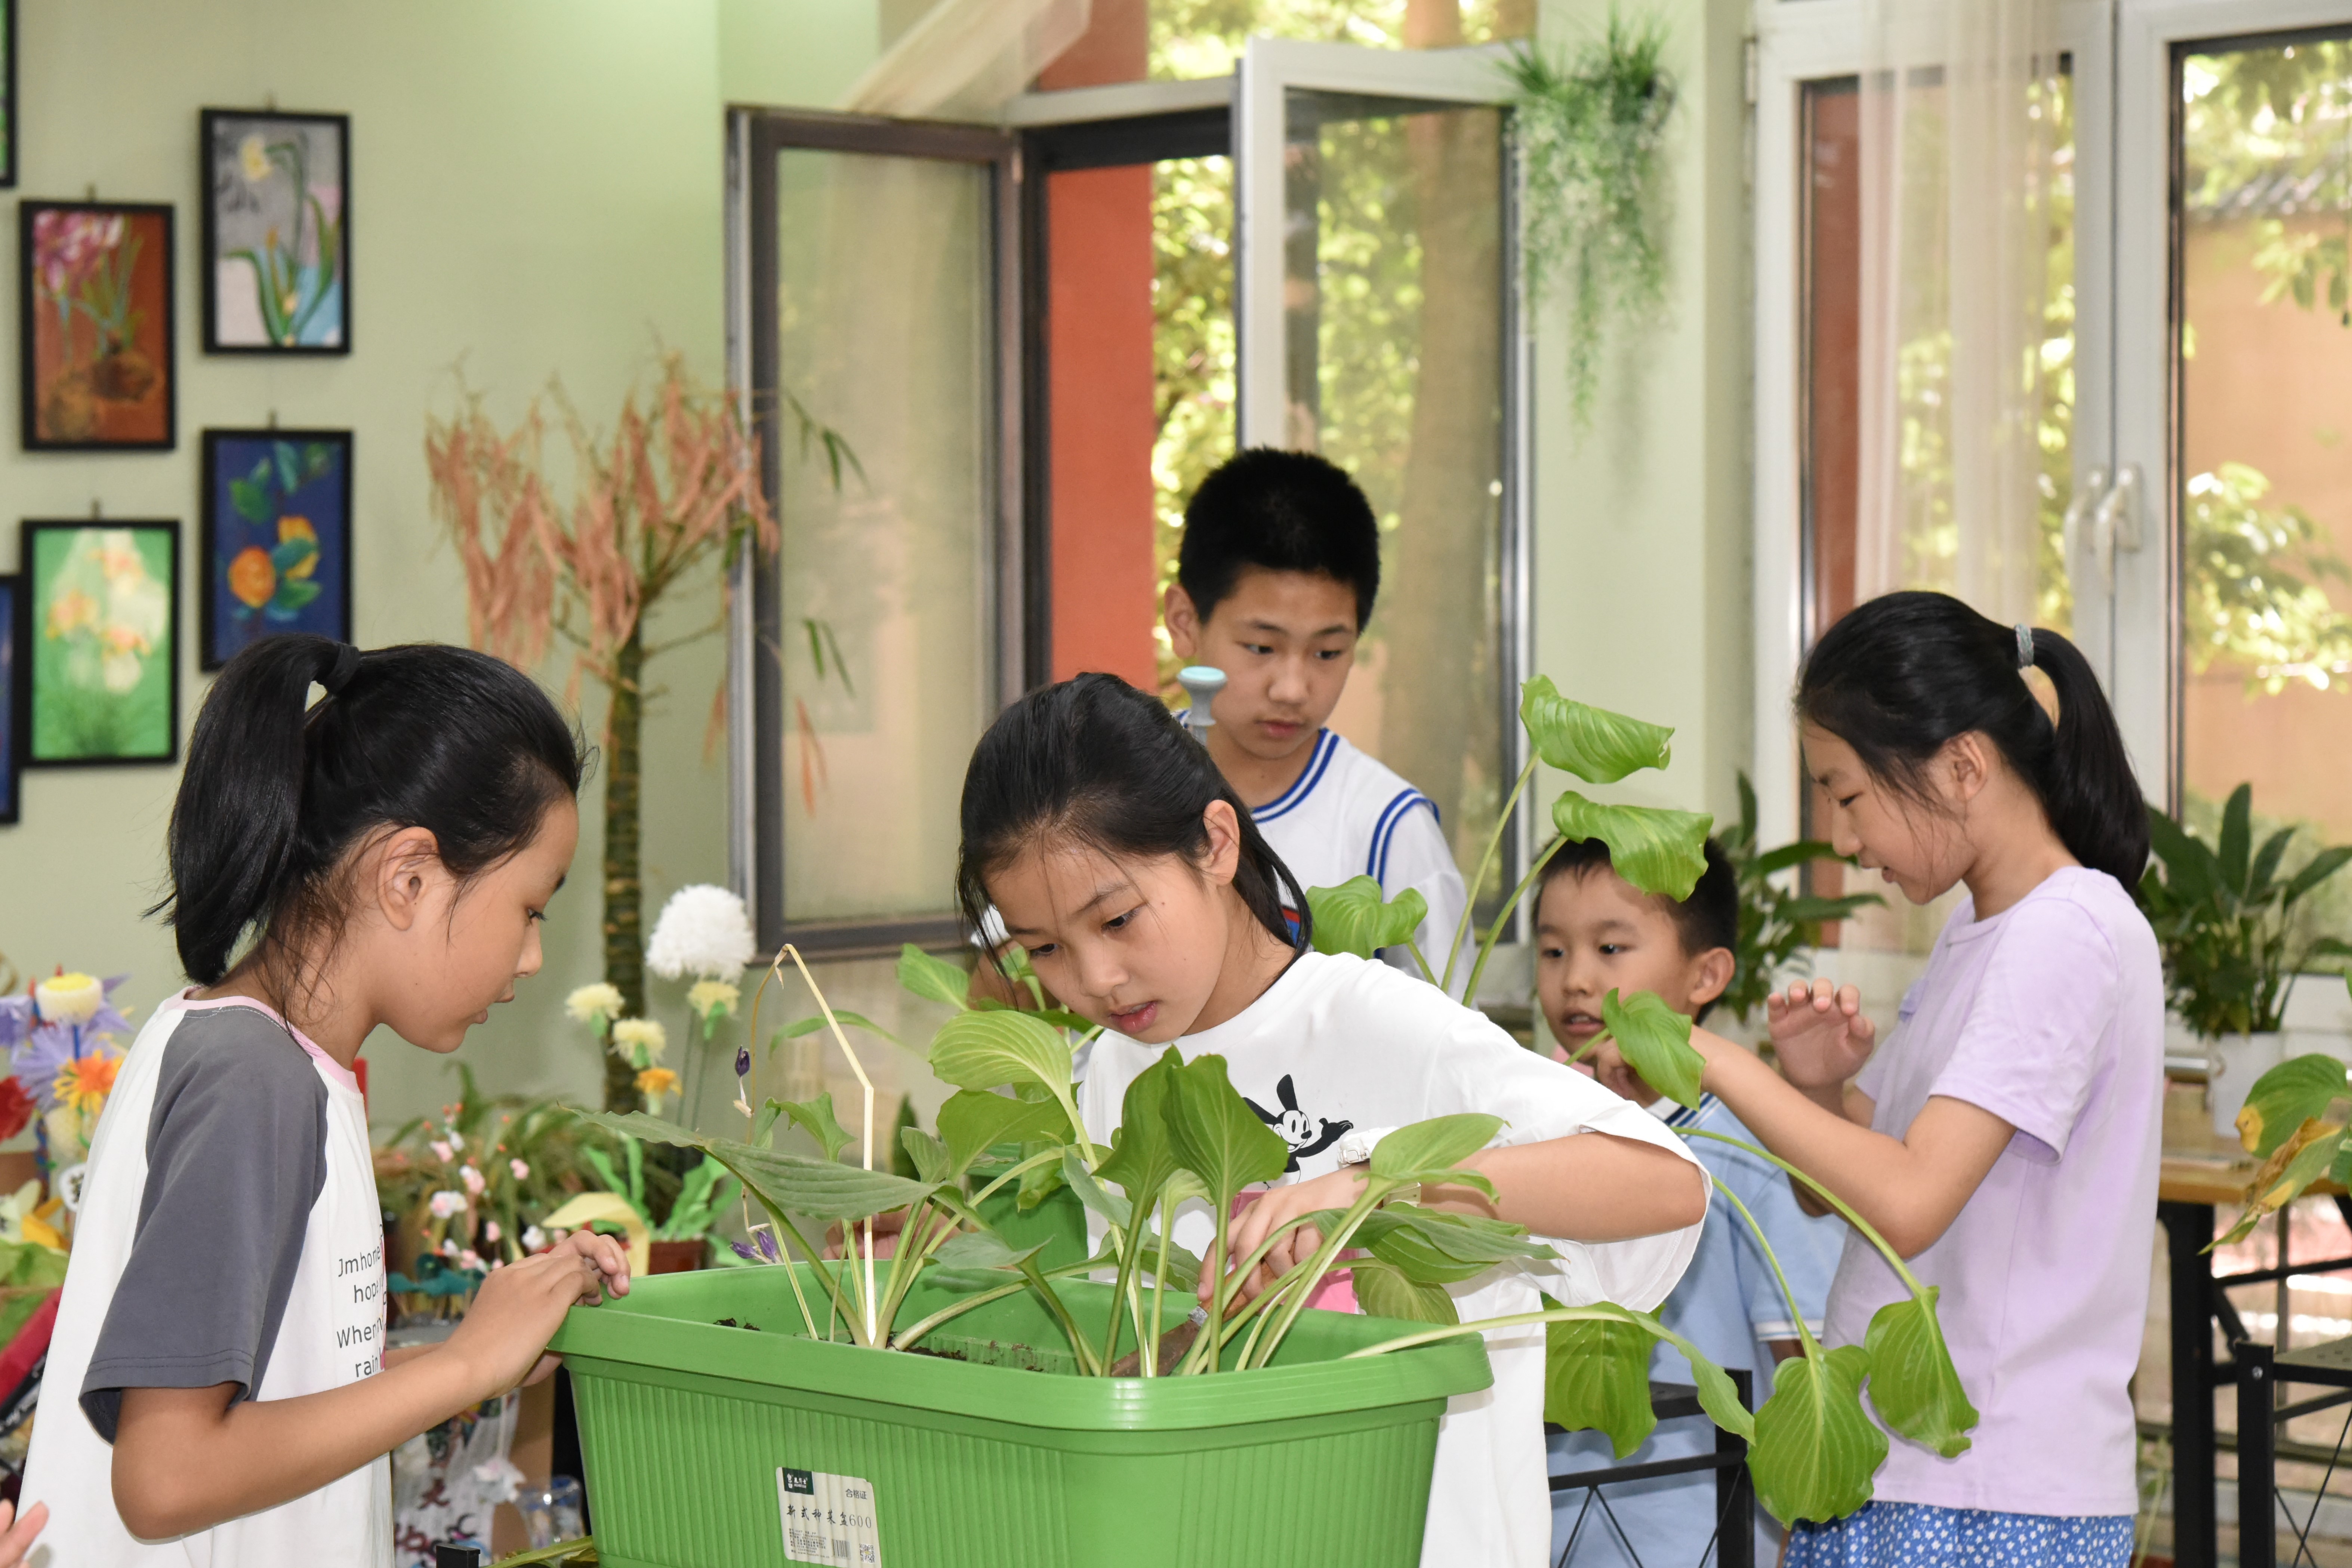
top-left (154, 634), bottom-right (586, 986)
top-left (957, 673), bottom-right (1308, 954)
top-left (1798, 591), bottom-right (2149, 886)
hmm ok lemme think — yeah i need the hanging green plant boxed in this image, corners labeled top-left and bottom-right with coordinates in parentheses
top-left (1505, 12), bottom-right (1677, 425)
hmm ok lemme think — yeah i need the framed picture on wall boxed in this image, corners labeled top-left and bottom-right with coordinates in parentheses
top-left (0, 1), bottom-right (19, 190)
top-left (200, 429), bottom-right (353, 669)
top-left (20, 521), bottom-right (181, 767)
top-left (18, 201), bottom-right (176, 450)
top-left (201, 109), bottom-right (348, 353)
top-left (0, 575), bottom-right (21, 823)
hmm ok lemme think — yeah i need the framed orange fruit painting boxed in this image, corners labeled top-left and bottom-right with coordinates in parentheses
top-left (200, 429), bottom-right (353, 670)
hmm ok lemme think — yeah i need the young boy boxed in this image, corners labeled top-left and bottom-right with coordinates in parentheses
top-left (1166, 448), bottom-right (1468, 988)
top-left (1533, 837), bottom-right (1846, 1568)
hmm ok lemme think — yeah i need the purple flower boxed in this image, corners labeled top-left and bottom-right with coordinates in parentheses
top-left (731, 1241), bottom-right (758, 1262)
top-left (0, 996), bottom-right (33, 1054)
top-left (756, 1229), bottom-right (780, 1263)
top-left (735, 1046), bottom-right (751, 1080)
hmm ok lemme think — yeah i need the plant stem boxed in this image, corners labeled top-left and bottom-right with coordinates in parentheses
top-left (1461, 834), bottom-right (1563, 1012)
top-left (968, 1147), bottom-right (1069, 1210)
top-left (1405, 940), bottom-right (1436, 986)
top-left (1679, 1127), bottom-right (1931, 1299)
top-left (1443, 757), bottom-right (1539, 994)
top-left (891, 1280), bottom-right (1029, 1351)
top-left (1149, 1218), bottom-right (1172, 1376)
top-left (1100, 1193), bottom-right (1152, 1372)
top-left (1344, 1305), bottom-right (1648, 1358)
top-left (1706, 1172), bottom-right (1821, 1358)
top-left (1247, 1185), bottom-right (1390, 1369)
top-left (601, 621), bottom-right (646, 1113)
top-left (1200, 1204), bottom-right (1233, 1374)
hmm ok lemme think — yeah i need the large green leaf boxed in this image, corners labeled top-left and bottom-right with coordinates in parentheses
top-left (573, 1112), bottom-right (934, 1224)
top-left (900, 1127), bottom-right (949, 1185)
top-left (1750, 1345), bottom-right (1888, 1524)
top-left (776, 1010), bottom-right (899, 1046)
top-left (1353, 1205), bottom-right (1559, 1285)
top-left (1861, 1290), bottom-right (1977, 1458)
top-left (2284, 846), bottom-right (2352, 908)
top-left (2237, 1055), bottom-right (2352, 1157)
top-left (1552, 791), bottom-right (1713, 901)
top-left (930, 1009), bottom-right (1081, 1134)
top-left (2217, 1109), bottom-right (2352, 1248)
top-left (776, 1092), bottom-right (856, 1163)
top-left (2249, 826), bottom-right (2297, 900)
top-left (1544, 1309), bottom-right (1658, 1458)
top-left (1307, 876), bottom-right (1429, 959)
top-left (1354, 1260), bottom-right (1459, 1325)
top-left (1600, 989), bottom-right (1705, 1110)
top-left (1094, 1049), bottom-right (1184, 1218)
top-left (1059, 1149), bottom-right (1133, 1232)
top-left (930, 1230), bottom-right (1047, 1274)
top-left (936, 1089), bottom-right (1067, 1178)
top-left (1519, 677), bottom-right (1674, 783)
top-left (1164, 1053), bottom-right (1289, 1210)
top-left (897, 943), bottom-right (973, 1011)
top-left (229, 475), bottom-right (275, 525)
top-left (1368, 1115), bottom-right (1506, 1183)
top-left (2145, 807), bottom-right (2223, 905)
top-left (2219, 783), bottom-right (2253, 895)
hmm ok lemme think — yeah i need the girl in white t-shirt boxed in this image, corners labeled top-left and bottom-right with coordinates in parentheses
top-left (22, 635), bottom-right (630, 1567)
top-left (955, 672), bottom-right (1710, 1568)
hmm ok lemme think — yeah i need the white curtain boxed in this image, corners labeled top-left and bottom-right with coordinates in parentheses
top-left (838, 0), bottom-right (1094, 119)
top-left (1855, 0), bottom-right (2062, 623)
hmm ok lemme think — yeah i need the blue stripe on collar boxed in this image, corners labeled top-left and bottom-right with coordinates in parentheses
top-left (1254, 730), bottom-right (1338, 822)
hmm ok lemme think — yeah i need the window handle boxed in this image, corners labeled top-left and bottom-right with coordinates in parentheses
top-left (2093, 464), bottom-right (2143, 591)
top-left (2062, 465), bottom-right (2109, 574)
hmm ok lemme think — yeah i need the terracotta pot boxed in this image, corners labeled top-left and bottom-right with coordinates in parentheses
top-left (647, 1238), bottom-right (705, 1275)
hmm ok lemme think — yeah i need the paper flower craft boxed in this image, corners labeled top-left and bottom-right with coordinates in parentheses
top-left (645, 884), bottom-right (757, 981)
top-left (0, 969), bottom-right (133, 1182)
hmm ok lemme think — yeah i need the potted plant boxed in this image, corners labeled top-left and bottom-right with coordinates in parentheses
top-left (2137, 783), bottom-right (2352, 1137)
top-left (542, 681), bottom-right (1974, 1566)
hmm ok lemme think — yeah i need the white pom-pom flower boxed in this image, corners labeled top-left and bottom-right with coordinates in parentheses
top-left (646, 884), bottom-right (757, 981)
top-left (429, 1190), bottom-right (466, 1219)
top-left (34, 973), bottom-right (103, 1026)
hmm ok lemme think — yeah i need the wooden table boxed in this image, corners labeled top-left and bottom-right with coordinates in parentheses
top-left (2160, 1116), bottom-right (2352, 1568)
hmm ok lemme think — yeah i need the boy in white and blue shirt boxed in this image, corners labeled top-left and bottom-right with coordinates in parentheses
top-left (1164, 449), bottom-right (1468, 988)
top-left (1533, 836), bottom-right (1846, 1568)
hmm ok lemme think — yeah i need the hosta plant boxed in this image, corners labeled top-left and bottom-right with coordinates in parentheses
top-left (1305, 677), bottom-right (1978, 1520)
top-left (2199, 983), bottom-right (2352, 1249)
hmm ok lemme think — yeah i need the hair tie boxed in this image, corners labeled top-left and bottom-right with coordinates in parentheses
top-left (321, 643), bottom-right (363, 696)
top-left (2014, 624), bottom-right (2036, 671)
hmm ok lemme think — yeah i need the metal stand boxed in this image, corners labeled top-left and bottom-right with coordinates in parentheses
top-left (2164, 1196), bottom-right (2352, 1568)
top-left (2235, 1337), bottom-right (2352, 1568)
top-left (1548, 1373), bottom-right (1755, 1568)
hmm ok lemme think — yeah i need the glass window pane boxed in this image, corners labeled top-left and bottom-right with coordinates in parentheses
top-left (1285, 95), bottom-right (1509, 911)
top-left (1147, 0), bottom-right (1532, 82)
top-left (1152, 154), bottom-right (1237, 688)
top-left (2177, 31), bottom-right (2352, 938)
top-left (771, 148), bottom-right (995, 926)
top-left (1798, 67), bottom-right (2075, 956)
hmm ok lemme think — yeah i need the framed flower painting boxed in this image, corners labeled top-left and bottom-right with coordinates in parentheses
top-left (18, 202), bottom-right (176, 450)
top-left (20, 521), bottom-right (181, 766)
top-left (0, 574), bottom-right (20, 822)
top-left (202, 109), bottom-right (348, 353)
top-left (200, 429), bottom-right (353, 670)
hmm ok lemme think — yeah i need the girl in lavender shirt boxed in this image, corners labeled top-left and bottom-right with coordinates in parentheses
top-left (1691, 592), bottom-right (2164, 1568)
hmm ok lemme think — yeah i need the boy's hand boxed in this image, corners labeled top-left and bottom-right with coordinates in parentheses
top-left (1209, 1168), bottom-right (1367, 1308)
top-left (444, 1242), bottom-right (620, 1400)
top-left (1767, 978), bottom-right (1876, 1088)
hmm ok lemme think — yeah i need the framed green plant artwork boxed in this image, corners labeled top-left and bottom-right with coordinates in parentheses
top-left (20, 521), bottom-right (180, 766)
top-left (201, 108), bottom-right (348, 353)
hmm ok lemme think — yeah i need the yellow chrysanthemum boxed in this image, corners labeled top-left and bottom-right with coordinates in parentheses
top-left (565, 983), bottom-right (624, 1026)
top-left (611, 1018), bottom-right (667, 1065)
top-left (54, 1053), bottom-right (120, 1116)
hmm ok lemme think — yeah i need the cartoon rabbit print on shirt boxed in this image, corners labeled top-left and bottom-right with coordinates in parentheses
top-left (1243, 1075), bottom-right (1354, 1173)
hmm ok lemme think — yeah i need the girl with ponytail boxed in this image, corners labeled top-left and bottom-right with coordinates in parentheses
top-left (1688, 591), bottom-right (2164, 1568)
top-left (959, 673), bottom-right (1711, 1568)
top-left (24, 635), bottom-right (630, 1567)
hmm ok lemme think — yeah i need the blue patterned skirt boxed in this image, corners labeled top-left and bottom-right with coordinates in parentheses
top-left (1784, 1502), bottom-right (2134, 1568)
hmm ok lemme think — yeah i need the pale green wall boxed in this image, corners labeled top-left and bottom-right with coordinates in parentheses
top-left (0, 0), bottom-right (878, 1133)
top-left (1528, 0), bottom-right (1753, 835)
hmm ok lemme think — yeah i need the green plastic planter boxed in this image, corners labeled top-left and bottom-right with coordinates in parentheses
top-left (547, 1264), bottom-right (1490, 1568)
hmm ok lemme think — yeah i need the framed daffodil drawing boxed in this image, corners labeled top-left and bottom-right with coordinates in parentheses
top-left (200, 429), bottom-right (352, 670)
top-left (201, 109), bottom-right (348, 353)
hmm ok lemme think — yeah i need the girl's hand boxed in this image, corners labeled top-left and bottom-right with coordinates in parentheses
top-left (0, 1500), bottom-right (45, 1566)
top-left (445, 1240), bottom-right (623, 1400)
top-left (1208, 1168), bottom-right (1367, 1308)
top-left (1767, 978), bottom-right (1877, 1088)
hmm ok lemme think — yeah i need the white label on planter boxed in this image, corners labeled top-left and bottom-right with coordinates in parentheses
top-left (778, 1467), bottom-right (882, 1565)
